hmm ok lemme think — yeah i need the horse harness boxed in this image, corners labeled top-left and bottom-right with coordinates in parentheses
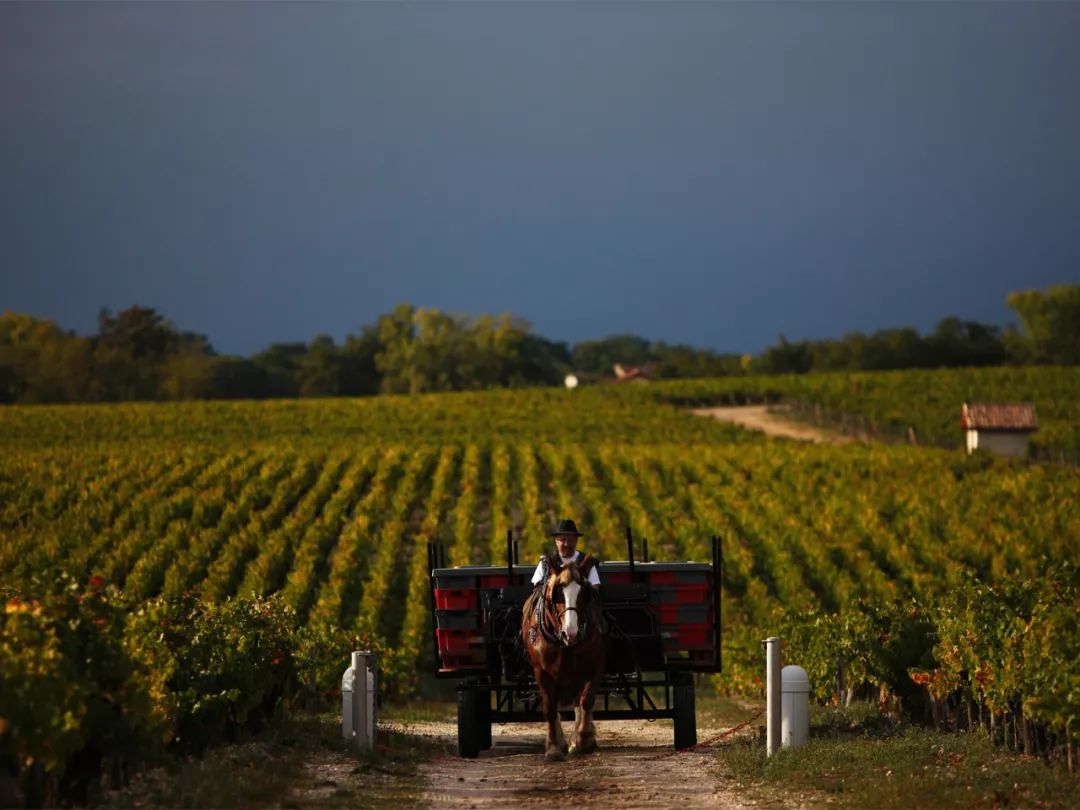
top-left (529, 557), bottom-right (598, 647)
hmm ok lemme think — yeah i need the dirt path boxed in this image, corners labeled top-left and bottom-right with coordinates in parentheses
top-left (692, 404), bottom-right (855, 445)
top-left (389, 718), bottom-right (758, 809)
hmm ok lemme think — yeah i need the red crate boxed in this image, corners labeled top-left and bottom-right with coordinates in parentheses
top-left (434, 588), bottom-right (477, 611)
top-left (658, 603), bottom-right (711, 624)
top-left (653, 584), bottom-right (710, 605)
top-left (435, 610), bottom-right (482, 630)
top-left (436, 628), bottom-right (483, 653)
top-left (439, 653), bottom-right (486, 672)
top-left (663, 623), bottom-right (713, 648)
top-left (478, 574), bottom-right (510, 588)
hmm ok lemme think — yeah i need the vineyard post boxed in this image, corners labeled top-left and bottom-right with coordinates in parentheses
top-left (764, 636), bottom-right (782, 756)
top-left (343, 650), bottom-right (376, 750)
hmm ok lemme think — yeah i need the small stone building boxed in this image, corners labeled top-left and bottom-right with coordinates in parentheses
top-left (960, 402), bottom-right (1038, 458)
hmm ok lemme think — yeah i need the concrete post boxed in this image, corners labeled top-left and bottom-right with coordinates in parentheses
top-left (765, 637), bottom-right (782, 757)
top-left (781, 665), bottom-right (810, 749)
top-left (342, 650), bottom-right (376, 749)
top-left (341, 658), bottom-right (355, 741)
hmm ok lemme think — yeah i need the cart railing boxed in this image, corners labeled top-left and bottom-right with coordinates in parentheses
top-left (427, 528), bottom-right (722, 678)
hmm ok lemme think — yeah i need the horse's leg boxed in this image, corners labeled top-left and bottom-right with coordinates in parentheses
top-left (575, 682), bottom-right (598, 754)
top-left (569, 705), bottom-right (583, 754)
top-left (539, 676), bottom-right (566, 762)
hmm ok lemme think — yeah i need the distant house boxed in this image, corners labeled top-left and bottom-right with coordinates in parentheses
top-left (613, 363), bottom-right (652, 383)
top-left (960, 402), bottom-right (1038, 458)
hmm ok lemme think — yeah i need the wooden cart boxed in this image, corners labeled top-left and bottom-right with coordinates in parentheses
top-left (428, 530), bottom-right (722, 757)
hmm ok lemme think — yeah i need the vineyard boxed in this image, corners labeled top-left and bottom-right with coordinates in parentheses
top-left (656, 365), bottom-right (1080, 457)
top-left (2, 379), bottom-right (1079, 800)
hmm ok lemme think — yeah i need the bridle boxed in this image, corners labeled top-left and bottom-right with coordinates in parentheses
top-left (534, 568), bottom-right (595, 648)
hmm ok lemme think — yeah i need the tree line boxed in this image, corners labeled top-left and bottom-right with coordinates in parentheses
top-left (1, 285), bottom-right (1076, 404)
top-left (752, 285), bottom-right (1080, 374)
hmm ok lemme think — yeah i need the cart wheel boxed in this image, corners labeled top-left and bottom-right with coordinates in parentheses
top-left (479, 691), bottom-right (493, 750)
top-left (457, 687), bottom-right (488, 758)
top-left (673, 673), bottom-right (697, 750)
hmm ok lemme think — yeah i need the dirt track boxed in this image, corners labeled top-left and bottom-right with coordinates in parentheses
top-left (692, 404), bottom-right (854, 445)
top-left (389, 718), bottom-right (758, 809)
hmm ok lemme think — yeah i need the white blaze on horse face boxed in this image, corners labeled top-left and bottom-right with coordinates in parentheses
top-left (562, 580), bottom-right (581, 642)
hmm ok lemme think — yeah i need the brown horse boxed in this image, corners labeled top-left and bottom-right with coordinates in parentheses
top-left (521, 553), bottom-right (605, 761)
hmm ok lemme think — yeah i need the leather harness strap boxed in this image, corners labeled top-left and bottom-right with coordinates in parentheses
top-left (533, 567), bottom-right (598, 647)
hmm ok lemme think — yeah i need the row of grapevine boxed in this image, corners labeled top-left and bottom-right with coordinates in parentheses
top-left (301, 448), bottom-right (405, 628)
top-left (656, 365), bottom-right (1080, 457)
top-left (3, 378), bottom-right (1079, 795)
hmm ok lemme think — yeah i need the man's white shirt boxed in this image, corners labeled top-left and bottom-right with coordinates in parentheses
top-left (531, 550), bottom-right (601, 586)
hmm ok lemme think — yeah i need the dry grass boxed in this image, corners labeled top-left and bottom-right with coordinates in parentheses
top-left (715, 704), bottom-right (1080, 809)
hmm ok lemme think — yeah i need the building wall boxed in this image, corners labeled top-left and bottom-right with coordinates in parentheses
top-left (966, 430), bottom-right (978, 454)
top-left (968, 430), bottom-right (1030, 458)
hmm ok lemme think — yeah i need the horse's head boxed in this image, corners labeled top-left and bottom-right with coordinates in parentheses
top-left (544, 554), bottom-right (597, 647)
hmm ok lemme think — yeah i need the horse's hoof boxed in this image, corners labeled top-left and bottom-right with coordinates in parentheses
top-left (578, 738), bottom-right (597, 755)
top-left (568, 743), bottom-right (580, 757)
top-left (544, 749), bottom-right (566, 762)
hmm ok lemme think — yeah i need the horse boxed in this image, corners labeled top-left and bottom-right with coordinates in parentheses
top-left (521, 552), bottom-right (605, 761)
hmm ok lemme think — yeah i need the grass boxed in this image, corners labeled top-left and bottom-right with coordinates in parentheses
top-left (715, 704), bottom-right (1080, 809)
top-left (95, 713), bottom-right (438, 809)
top-left (381, 698), bottom-right (458, 724)
top-left (695, 688), bottom-right (764, 730)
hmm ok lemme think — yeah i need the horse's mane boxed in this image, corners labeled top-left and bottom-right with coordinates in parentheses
top-left (543, 552), bottom-right (600, 577)
top-left (577, 553), bottom-right (599, 581)
top-left (523, 551), bottom-right (605, 650)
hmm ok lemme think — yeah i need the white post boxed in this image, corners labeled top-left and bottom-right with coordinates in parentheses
top-left (765, 637), bottom-right (782, 757)
top-left (352, 650), bottom-right (376, 750)
top-left (343, 650), bottom-right (376, 749)
top-left (781, 665), bottom-right (810, 749)
top-left (341, 656), bottom-right (355, 741)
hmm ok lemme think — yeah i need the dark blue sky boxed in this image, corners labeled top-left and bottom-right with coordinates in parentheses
top-left (3, 2), bottom-right (1078, 356)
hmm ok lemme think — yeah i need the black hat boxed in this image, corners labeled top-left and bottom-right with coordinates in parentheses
top-left (549, 518), bottom-right (584, 537)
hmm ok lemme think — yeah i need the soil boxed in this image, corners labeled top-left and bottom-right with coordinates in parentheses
top-left (691, 405), bottom-right (855, 445)
top-left (386, 718), bottom-right (761, 809)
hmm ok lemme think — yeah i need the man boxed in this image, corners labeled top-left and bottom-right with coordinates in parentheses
top-left (531, 518), bottom-right (601, 587)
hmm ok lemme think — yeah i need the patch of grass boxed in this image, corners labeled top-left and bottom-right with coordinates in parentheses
top-left (96, 714), bottom-right (438, 809)
top-left (381, 698), bottom-right (458, 724)
top-left (695, 689), bottom-right (763, 729)
top-left (716, 705), bottom-right (1079, 809)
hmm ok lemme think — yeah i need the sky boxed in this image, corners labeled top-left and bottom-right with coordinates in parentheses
top-left (2, 2), bottom-right (1079, 356)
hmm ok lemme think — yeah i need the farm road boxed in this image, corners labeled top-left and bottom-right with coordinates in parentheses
top-left (392, 719), bottom-right (758, 809)
top-left (692, 405), bottom-right (855, 445)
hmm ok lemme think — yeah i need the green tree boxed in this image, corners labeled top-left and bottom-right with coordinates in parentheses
top-left (571, 335), bottom-right (652, 374)
top-left (754, 335), bottom-right (813, 374)
top-left (91, 307), bottom-right (183, 400)
top-left (1006, 284), bottom-right (1080, 364)
top-left (0, 312), bottom-right (93, 403)
top-left (375, 304), bottom-right (421, 394)
top-left (339, 326), bottom-right (382, 396)
top-left (299, 335), bottom-right (343, 397)
top-left (251, 342), bottom-right (306, 397)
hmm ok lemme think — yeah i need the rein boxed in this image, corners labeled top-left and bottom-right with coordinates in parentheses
top-left (532, 574), bottom-right (597, 648)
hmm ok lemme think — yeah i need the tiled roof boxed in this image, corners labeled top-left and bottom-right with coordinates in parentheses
top-left (961, 402), bottom-right (1038, 431)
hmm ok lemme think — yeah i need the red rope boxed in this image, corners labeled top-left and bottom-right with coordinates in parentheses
top-left (646, 707), bottom-right (765, 760)
top-left (375, 707), bottom-right (765, 762)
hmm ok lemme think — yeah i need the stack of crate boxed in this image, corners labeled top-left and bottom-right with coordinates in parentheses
top-left (637, 562), bottom-right (715, 660)
top-left (432, 564), bottom-right (533, 672)
top-left (432, 567), bottom-right (485, 671)
top-left (432, 559), bottom-right (717, 672)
